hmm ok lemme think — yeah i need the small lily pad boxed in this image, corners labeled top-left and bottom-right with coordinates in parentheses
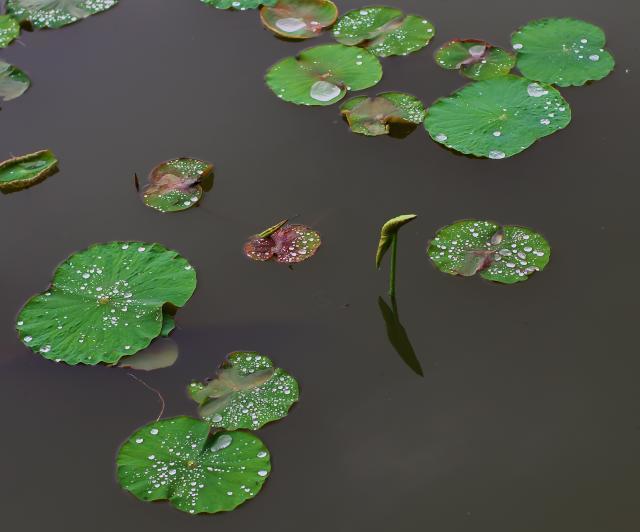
top-left (341, 92), bottom-right (425, 137)
top-left (6, 0), bottom-right (119, 29)
top-left (0, 60), bottom-right (30, 102)
top-left (512, 18), bottom-right (615, 87)
top-left (142, 158), bottom-right (213, 213)
top-left (332, 6), bottom-right (435, 57)
top-left (17, 242), bottom-right (197, 365)
top-left (260, 0), bottom-right (338, 39)
top-left (189, 351), bottom-right (299, 430)
top-left (424, 75), bottom-right (571, 159)
top-left (201, 0), bottom-right (276, 10)
top-left (0, 150), bottom-right (58, 192)
top-left (118, 338), bottom-right (179, 371)
top-left (434, 39), bottom-right (515, 80)
top-left (243, 221), bottom-right (321, 263)
top-left (265, 43), bottom-right (382, 106)
top-left (428, 220), bottom-right (551, 284)
top-left (0, 15), bottom-right (20, 48)
top-left (117, 416), bottom-right (271, 514)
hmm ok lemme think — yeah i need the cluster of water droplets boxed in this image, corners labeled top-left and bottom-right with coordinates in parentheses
top-left (6, 0), bottom-right (118, 27)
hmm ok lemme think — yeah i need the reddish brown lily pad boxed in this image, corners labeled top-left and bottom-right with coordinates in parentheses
top-left (244, 221), bottom-right (321, 264)
top-left (260, 0), bottom-right (338, 40)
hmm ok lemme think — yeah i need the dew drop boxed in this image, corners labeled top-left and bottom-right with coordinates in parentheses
top-left (275, 17), bottom-right (307, 33)
top-left (258, 470), bottom-right (268, 477)
top-left (310, 80), bottom-right (341, 102)
top-left (211, 434), bottom-right (233, 452)
top-left (488, 150), bottom-right (506, 160)
top-left (435, 133), bottom-right (447, 142)
top-left (527, 83), bottom-right (548, 97)
top-left (589, 54), bottom-right (600, 61)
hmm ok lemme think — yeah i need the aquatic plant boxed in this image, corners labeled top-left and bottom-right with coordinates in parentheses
top-left (243, 219), bottom-right (321, 263)
top-left (0, 150), bottom-right (58, 192)
top-left (0, 14), bottom-right (20, 47)
top-left (434, 39), bottom-right (515, 80)
top-left (6, 0), bottom-right (119, 29)
top-left (260, 0), bottom-right (338, 39)
top-left (201, 0), bottom-right (276, 10)
top-left (0, 60), bottom-right (30, 102)
top-left (376, 214), bottom-right (416, 298)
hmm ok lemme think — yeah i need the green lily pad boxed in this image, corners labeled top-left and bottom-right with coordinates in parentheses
top-left (424, 75), bottom-right (571, 159)
top-left (0, 60), bottom-right (30, 102)
top-left (16, 242), bottom-right (197, 365)
top-left (260, 0), bottom-right (338, 39)
top-left (332, 6), bottom-right (435, 57)
top-left (189, 351), bottom-right (299, 430)
top-left (0, 150), bottom-right (58, 192)
top-left (512, 18), bottom-right (615, 87)
top-left (0, 15), bottom-right (20, 48)
top-left (118, 338), bottom-right (179, 371)
top-left (244, 222), bottom-right (321, 263)
top-left (117, 416), bottom-right (271, 514)
top-left (160, 310), bottom-right (176, 337)
top-left (428, 220), bottom-right (551, 284)
top-left (265, 43), bottom-right (382, 106)
top-left (201, 0), bottom-right (276, 10)
top-left (142, 158), bottom-right (214, 213)
top-left (6, 0), bottom-right (119, 29)
top-left (434, 39), bottom-right (515, 80)
top-left (341, 92), bottom-right (425, 137)
top-left (376, 214), bottom-right (416, 268)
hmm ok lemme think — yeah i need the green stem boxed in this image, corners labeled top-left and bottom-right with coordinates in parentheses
top-left (389, 233), bottom-right (398, 299)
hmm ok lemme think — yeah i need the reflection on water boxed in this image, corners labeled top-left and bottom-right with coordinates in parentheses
top-left (377, 296), bottom-right (423, 377)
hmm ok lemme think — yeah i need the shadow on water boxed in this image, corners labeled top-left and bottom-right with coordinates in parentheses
top-left (377, 295), bottom-right (423, 377)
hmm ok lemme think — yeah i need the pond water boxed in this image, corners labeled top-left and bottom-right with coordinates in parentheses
top-left (1, 0), bottom-right (639, 530)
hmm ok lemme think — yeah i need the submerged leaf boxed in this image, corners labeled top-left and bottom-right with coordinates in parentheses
top-left (189, 351), bottom-right (299, 430)
top-left (428, 220), bottom-right (551, 284)
top-left (117, 417), bottom-right (271, 514)
top-left (512, 18), bottom-right (615, 87)
top-left (424, 75), bottom-right (571, 159)
top-left (244, 222), bottom-right (321, 264)
top-left (260, 0), bottom-right (338, 40)
top-left (265, 43), bottom-right (382, 106)
top-left (435, 39), bottom-right (515, 80)
top-left (0, 150), bottom-right (58, 192)
top-left (332, 6), bottom-right (435, 57)
top-left (341, 92), bottom-right (425, 137)
top-left (6, 0), bottom-right (119, 29)
top-left (376, 214), bottom-right (416, 268)
top-left (16, 242), bottom-right (197, 365)
top-left (201, 0), bottom-right (276, 9)
top-left (118, 338), bottom-right (179, 371)
top-left (0, 15), bottom-right (20, 48)
top-left (0, 60), bottom-right (30, 102)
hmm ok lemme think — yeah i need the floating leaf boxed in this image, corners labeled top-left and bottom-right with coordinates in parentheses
top-left (16, 242), bottom-right (197, 365)
top-left (378, 297), bottom-right (422, 377)
top-left (142, 158), bottom-right (213, 213)
top-left (434, 39), bottom-right (515, 80)
top-left (332, 6), bottom-right (435, 57)
top-left (424, 75), bottom-right (571, 159)
top-left (265, 43), bottom-right (382, 106)
top-left (201, 0), bottom-right (276, 10)
top-left (118, 338), bottom-right (179, 371)
top-left (117, 416), bottom-right (271, 514)
top-left (428, 220), bottom-right (551, 284)
top-left (376, 214), bottom-right (416, 268)
top-left (341, 92), bottom-right (425, 137)
top-left (260, 0), bottom-right (338, 39)
top-left (512, 18), bottom-right (615, 87)
top-left (0, 150), bottom-right (58, 192)
top-left (244, 222), bottom-right (321, 264)
top-left (0, 15), bottom-right (20, 48)
top-left (6, 0), bottom-right (119, 29)
top-left (189, 351), bottom-right (299, 430)
top-left (0, 60), bottom-right (30, 102)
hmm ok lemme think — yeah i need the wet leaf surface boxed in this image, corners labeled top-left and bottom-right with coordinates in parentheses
top-left (260, 0), bottom-right (338, 40)
top-left (435, 39), bottom-right (515, 80)
top-left (244, 221), bottom-right (321, 263)
top-left (376, 214), bottom-right (416, 268)
top-left (118, 338), bottom-right (179, 371)
top-left (201, 0), bottom-right (277, 10)
top-left (0, 150), bottom-right (58, 192)
top-left (0, 15), bottom-right (20, 48)
top-left (0, 60), bottom-right (30, 102)
top-left (6, 0), bottom-right (119, 29)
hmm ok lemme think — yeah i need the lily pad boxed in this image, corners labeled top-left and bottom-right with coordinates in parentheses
top-left (341, 92), bottom-right (425, 137)
top-left (265, 43), bottom-right (382, 106)
top-left (427, 220), bottom-right (551, 284)
top-left (512, 18), bottom-right (615, 87)
top-left (332, 6), bottom-right (435, 57)
top-left (0, 15), bottom-right (20, 48)
top-left (160, 310), bottom-right (176, 337)
top-left (0, 60), bottom-right (30, 102)
top-left (118, 338), bottom-right (179, 371)
top-left (260, 0), bottom-right (338, 39)
top-left (142, 158), bottom-right (214, 213)
top-left (376, 214), bottom-right (416, 268)
top-left (16, 242), bottom-right (197, 365)
top-left (243, 221), bottom-right (321, 263)
top-left (424, 75), bottom-right (571, 159)
top-left (434, 39), bottom-right (515, 80)
top-left (189, 351), bottom-right (299, 430)
top-left (201, 0), bottom-right (276, 10)
top-left (0, 150), bottom-right (58, 192)
top-left (117, 416), bottom-right (271, 514)
top-left (6, 0), bottom-right (119, 29)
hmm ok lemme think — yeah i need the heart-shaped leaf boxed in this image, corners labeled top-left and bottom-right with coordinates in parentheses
top-left (0, 60), bottom-right (30, 102)
top-left (142, 158), bottom-right (214, 213)
top-left (0, 150), bottom-right (58, 192)
top-left (16, 242), bottom-right (197, 365)
top-left (512, 18), bottom-right (615, 87)
top-left (332, 6), bottom-right (435, 57)
top-left (341, 92), bottom-right (425, 137)
top-left (434, 39), bottom-right (515, 80)
top-left (0, 15), bottom-right (20, 47)
top-left (260, 0), bottom-right (338, 40)
top-left (265, 43), bottom-right (382, 106)
top-left (117, 417), bottom-right (271, 514)
top-left (376, 214), bottom-right (416, 268)
top-left (424, 75), bottom-right (571, 159)
top-left (244, 222), bottom-right (321, 263)
top-left (189, 351), bottom-right (299, 430)
top-left (428, 220), bottom-right (551, 284)
top-left (6, 0), bottom-right (119, 29)
top-left (201, 0), bottom-right (277, 10)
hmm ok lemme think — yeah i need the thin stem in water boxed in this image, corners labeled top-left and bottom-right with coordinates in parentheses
top-left (389, 233), bottom-right (398, 299)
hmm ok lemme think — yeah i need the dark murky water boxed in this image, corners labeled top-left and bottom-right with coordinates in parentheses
top-left (2, 0), bottom-right (639, 530)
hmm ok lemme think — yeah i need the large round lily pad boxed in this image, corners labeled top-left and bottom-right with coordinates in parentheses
top-left (16, 242), bottom-right (197, 365)
top-left (424, 75), bottom-right (571, 159)
top-left (435, 39), bottom-right (515, 80)
top-left (332, 6), bottom-right (435, 57)
top-left (0, 150), bottom-right (58, 192)
top-left (0, 60), bottom-right (30, 102)
top-left (0, 15), bottom-right (20, 48)
top-left (189, 351), bottom-right (299, 430)
top-left (265, 43), bottom-right (382, 106)
top-left (512, 18), bottom-right (615, 87)
top-left (6, 0), bottom-right (119, 29)
top-left (117, 416), bottom-right (271, 514)
top-left (260, 0), bottom-right (337, 40)
top-left (201, 0), bottom-right (276, 10)
top-left (243, 220), bottom-right (321, 263)
top-left (428, 220), bottom-right (551, 284)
